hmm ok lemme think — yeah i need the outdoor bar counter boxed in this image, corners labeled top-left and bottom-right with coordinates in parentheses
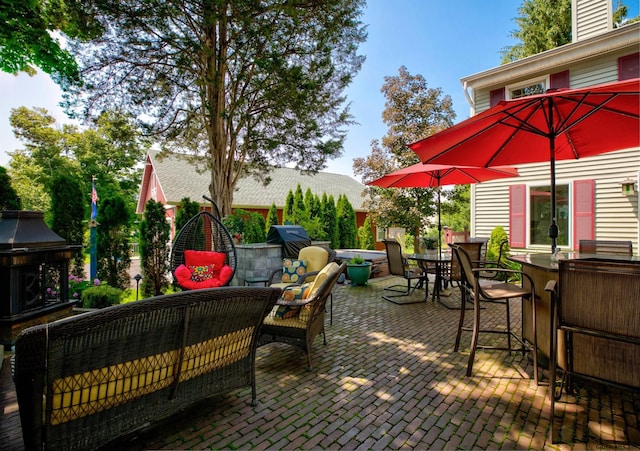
top-left (508, 252), bottom-right (640, 365)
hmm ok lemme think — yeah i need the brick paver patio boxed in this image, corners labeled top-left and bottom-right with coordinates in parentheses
top-left (2, 275), bottom-right (639, 450)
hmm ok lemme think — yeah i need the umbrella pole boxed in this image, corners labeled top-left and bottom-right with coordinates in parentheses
top-left (547, 100), bottom-right (559, 254)
top-left (437, 187), bottom-right (442, 258)
top-left (549, 141), bottom-right (558, 254)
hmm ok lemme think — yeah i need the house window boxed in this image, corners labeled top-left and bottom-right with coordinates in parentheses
top-left (510, 82), bottom-right (545, 99)
top-left (507, 77), bottom-right (547, 100)
top-left (529, 184), bottom-right (569, 246)
top-left (376, 226), bottom-right (386, 242)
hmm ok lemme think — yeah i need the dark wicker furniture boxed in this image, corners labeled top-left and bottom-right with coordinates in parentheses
top-left (169, 211), bottom-right (237, 288)
top-left (545, 259), bottom-right (640, 443)
top-left (259, 262), bottom-right (346, 370)
top-left (13, 287), bottom-right (280, 451)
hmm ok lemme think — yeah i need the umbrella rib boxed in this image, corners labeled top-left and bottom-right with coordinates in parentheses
top-left (552, 92), bottom-right (640, 134)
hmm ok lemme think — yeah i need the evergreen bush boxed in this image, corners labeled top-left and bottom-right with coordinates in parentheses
top-left (82, 284), bottom-right (123, 308)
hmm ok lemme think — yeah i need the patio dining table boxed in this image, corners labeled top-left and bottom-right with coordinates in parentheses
top-left (407, 251), bottom-right (452, 305)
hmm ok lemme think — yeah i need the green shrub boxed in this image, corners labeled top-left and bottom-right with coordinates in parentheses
top-left (68, 275), bottom-right (100, 302)
top-left (82, 285), bottom-right (123, 308)
top-left (487, 226), bottom-right (510, 263)
top-left (223, 209), bottom-right (266, 243)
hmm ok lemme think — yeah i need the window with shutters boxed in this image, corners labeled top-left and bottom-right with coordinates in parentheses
top-left (507, 77), bottom-right (547, 100)
top-left (529, 184), bottom-right (569, 246)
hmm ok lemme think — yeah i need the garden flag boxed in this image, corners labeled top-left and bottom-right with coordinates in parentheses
top-left (90, 177), bottom-right (98, 279)
top-left (91, 178), bottom-right (98, 221)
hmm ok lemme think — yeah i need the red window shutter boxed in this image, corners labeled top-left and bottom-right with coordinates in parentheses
top-left (572, 179), bottom-right (595, 250)
top-left (509, 185), bottom-right (526, 248)
top-left (489, 88), bottom-right (505, 107)
top-left (618, 53), bottom-right (639, 80)
top-left (550, 70), bottom-right (570, 89)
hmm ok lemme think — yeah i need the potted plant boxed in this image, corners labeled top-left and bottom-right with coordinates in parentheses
top-left (346, 254), bottom-right (372, 286)
top-left (420, 236), bottom-right (438, 256)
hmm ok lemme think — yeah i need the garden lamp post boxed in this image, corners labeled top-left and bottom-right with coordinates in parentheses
top-left (134, 274), bottom-right (142, 300)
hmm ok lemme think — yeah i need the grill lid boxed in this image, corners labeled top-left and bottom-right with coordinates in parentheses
top-left (0, 210), bottom-right (67, 250)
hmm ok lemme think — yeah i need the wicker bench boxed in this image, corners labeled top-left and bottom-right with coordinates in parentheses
top-left (12, 287), bottom-right (280, 451)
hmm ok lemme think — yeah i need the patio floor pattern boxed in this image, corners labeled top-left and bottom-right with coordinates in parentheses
top-left (1, 275), bottom-right (639, 450)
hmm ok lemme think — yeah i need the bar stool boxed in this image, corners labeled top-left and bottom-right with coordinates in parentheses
top-left (450, 244), bottom-right (539, 384)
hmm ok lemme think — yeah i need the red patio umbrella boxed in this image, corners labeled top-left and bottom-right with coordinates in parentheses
top-left (409, 78), bottom-right (640, 252)
top-left (367, 163), bottom-right (519, 256)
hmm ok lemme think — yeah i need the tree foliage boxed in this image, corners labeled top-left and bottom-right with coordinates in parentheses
top-left (50, 174), bottom-right (85, 276)
top-left (8, 106), bottom-right (147, 216)
top-left (321, 194), bottom-right (339, 249)
top-left (439, 185), bottom-right (470, 233)
top-left (357, 215), bottom-right (375, 250)
top-left (64, 0), bottom-right (366, 216)
top-left (353, 66), bottom-right (456, 243)
top-left (175, 197), bottom-right (201, 235)
top-left (0, 166), bottom-right (21, 210)
top-left (139, 199), bottom-right (170, 297)
top-left (336, 194), bottom-right (357, 249)
top-left (0, 0), bottom-right (102, 86)
top-left (96, 194), bottom-right (131, 290)
top-left (266, 203), bottom-right (279, 232)
top-left (500, 0), bottom-right (572, 64)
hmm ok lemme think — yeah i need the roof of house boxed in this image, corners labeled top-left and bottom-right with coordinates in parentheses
top-left (145, 150), bottom-right (367, 211)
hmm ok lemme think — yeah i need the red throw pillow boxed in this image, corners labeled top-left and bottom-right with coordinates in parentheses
top-left (174, 263), bottom-right (234, 290)
top-left (184, 250), bottom-right (226, 268)
top-left (218, 265), bottom-right (234, 286)
top-left (187, 264), bottom-right (215, 282)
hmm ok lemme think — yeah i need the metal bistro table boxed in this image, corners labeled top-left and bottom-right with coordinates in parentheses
top-left (407, 251), bottom-right (452, 306)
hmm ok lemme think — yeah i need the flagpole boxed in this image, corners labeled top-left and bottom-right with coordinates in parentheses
top-left (90, 176), bottom-right (98, 281)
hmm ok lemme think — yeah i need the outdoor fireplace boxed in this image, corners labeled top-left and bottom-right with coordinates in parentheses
top-left (0, 210), bottom-right (80, 346)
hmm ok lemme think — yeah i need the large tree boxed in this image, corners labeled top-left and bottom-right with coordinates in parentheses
top-left (8, 106), bottom-right (147, 213)
top-left (0, 166), bottom-right (21, 211)
top-left (353, 66), bottom-right (456, 241)
top-left (500, 0), bottom-right (572, 64)
top-left (499, 0), bottom-right (634, 64)
top-left (0, 0), bottom-right (101, 85)
top-left (50, 174), bottom-right (85, 276)
top-left (64, 0), bottom-right (366, 215)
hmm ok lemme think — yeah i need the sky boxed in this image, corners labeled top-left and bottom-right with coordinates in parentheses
top-left (1, 1), bottom-right (637, 178)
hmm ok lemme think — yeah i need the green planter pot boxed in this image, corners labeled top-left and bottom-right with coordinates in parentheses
top-left (346, 262), bottom-right (372, 286)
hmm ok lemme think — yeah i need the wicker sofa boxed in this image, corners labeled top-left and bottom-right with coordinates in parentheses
top-left (13, 287), bottom-right (280, 451)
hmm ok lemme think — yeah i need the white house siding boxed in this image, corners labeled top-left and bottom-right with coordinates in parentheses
top-left (473, 148), bottom-right (640, 252)
top-left (570, 55), bottom-right (625, 87)
top-left (573, 0), bottom-right (612, 42)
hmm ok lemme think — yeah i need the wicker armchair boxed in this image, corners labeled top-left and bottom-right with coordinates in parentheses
top-left (267, 245), bottom-right (336, 287)
top-left (545, 259), bottom-right (640, 443)
top-left (169, 211), bottom-right (237, 288)
top-left (259, 262), bottom-right (346, 370)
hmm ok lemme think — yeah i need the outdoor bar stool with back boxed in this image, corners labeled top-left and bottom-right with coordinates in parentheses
top-left (578, 239), bottom-right (633, 256)
top-left (451, 244), bottom-right (539, 384)
top-left (382, 239), bottom-right (429, 305)
top-left (545, 259), bottom-right (640, 443)
top-left (441, 241), bottom-right (484, 309)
